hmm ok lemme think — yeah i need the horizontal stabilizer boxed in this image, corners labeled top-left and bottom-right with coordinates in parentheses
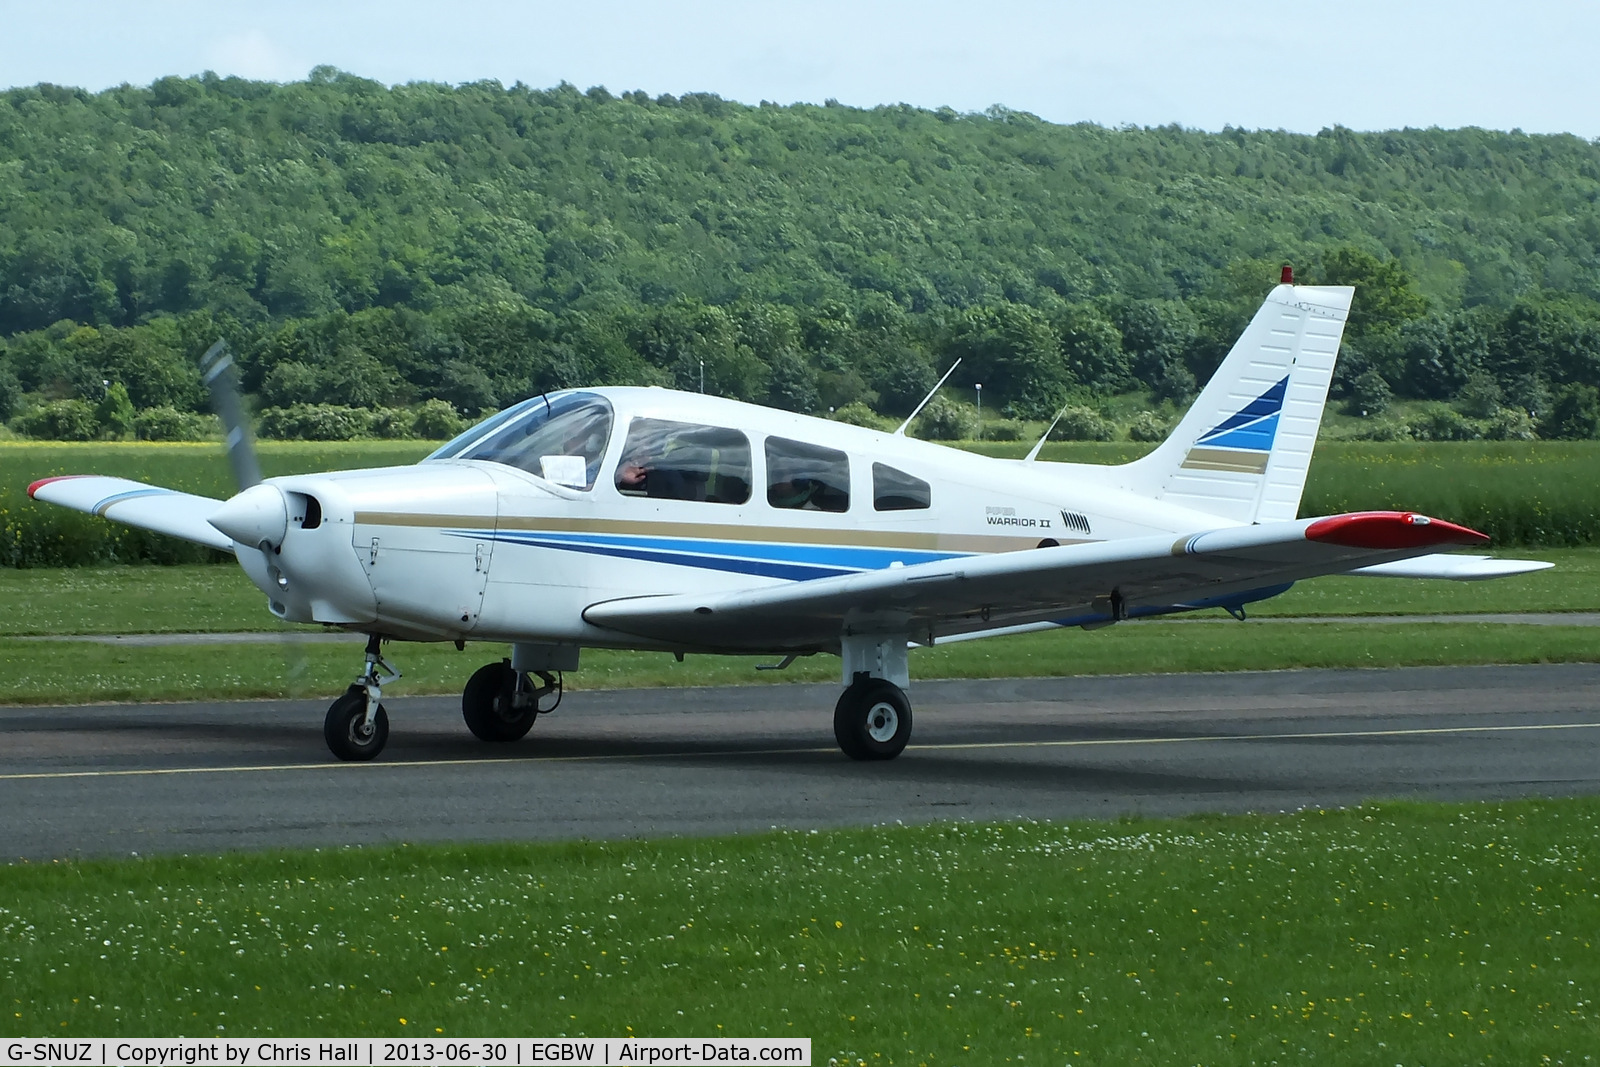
top-left (1347, 554), bottom-right (1554, 581)
top-left (28, 476), bottom-right (233, 551)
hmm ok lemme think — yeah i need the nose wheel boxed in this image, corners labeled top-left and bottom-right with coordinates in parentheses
top-left (834, 677), bottom-right (913, 760)
top-left (324, 686), bottom-right (390, 761)
top-left (324, 633), bottom-right (398, 761)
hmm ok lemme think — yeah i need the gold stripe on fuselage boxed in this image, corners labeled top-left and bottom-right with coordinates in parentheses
top-left (352, 512), bottom-right (1087, 555)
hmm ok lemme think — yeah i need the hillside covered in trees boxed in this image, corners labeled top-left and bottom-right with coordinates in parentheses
top-left (3, 68), bottom-right (1600, 442)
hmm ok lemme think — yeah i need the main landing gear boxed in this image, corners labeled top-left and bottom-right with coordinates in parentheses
top-left (832, 634), bottom-right (915, 760)
top-left (462, 659), bottom-right (562, 742)
top-left (833, 674), bottom-right (913, 760)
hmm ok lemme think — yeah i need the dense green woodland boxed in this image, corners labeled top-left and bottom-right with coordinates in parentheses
top-left (4, 68), bottom-right (1600, 442)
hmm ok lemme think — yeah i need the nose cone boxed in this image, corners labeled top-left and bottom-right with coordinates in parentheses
top-left (209, 484), bottom-right (288, 548)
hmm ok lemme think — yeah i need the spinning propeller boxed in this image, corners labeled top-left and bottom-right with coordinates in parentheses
top-left (199, 340), bottom-right (321, 699)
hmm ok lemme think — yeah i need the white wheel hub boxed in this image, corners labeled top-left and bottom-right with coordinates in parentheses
top-left (865, 700), bottom-right (899, 743)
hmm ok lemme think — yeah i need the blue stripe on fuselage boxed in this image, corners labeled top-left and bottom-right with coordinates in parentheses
top-left (449, 528), bottom-right (968, 581)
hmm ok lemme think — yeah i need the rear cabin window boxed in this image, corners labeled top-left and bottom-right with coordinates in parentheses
top-left (873, 463), bottom-right (931, 511)
top-left (615, 418), bottom-right (752, 504)
top-left (765, 437), bottom-right (850, 513)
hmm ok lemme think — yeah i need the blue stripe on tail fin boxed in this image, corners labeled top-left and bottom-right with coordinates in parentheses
top-left (1195, 376), bottom-right (1288, 451)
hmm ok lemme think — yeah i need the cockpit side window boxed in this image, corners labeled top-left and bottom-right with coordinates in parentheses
top-left (765, 436), bottom-right (850, 513)
top-left (428, 392), bottom-right (613, 490)
top-left (615, 418), bottom-right (752, 505)
top-left (873, 463), bottom-right (931, 511)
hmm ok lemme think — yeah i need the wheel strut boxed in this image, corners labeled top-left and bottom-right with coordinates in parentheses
top-left (324, 633), bottom-right (399, 762)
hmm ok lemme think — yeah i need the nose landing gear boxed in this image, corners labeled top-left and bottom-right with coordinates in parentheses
top-left (462, 659), bottom-right (563, 742)
top-left (324, 633), bottom-right (398, 761)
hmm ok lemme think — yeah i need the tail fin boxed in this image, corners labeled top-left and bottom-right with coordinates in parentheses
top-left (1117, 282), bottom-right (1353, 524)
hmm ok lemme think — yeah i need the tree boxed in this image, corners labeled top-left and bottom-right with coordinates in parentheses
top-left (1057, 305), bottom-right (1130, 396)
top-left (945, 303), bottom-right (1067, 411)
top-left (1539, 384), bottom-right (1600, 440)
top-left (1316, 246), bottom-right (1430, 344)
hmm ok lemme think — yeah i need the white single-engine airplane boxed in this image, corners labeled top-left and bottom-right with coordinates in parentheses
top-left (30, 277), bottom-right (1550, 762)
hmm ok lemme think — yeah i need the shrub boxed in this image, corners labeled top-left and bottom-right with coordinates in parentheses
top-left (1342, 369), bottom-right (1392, 418)
top-left (1342, 418), bottom-right (1412, 442)
top-left (829, 402), bottom-right (895, 431)
top-left (13, 399), bottom-right (100, 441)
top-left (914, 396), bottom-right (978, 440)
top-left (1406, 404), bottom-right (1479, 441)
top-left (1127, 411), bottom-right (1170, 443)
top-left (1055, 405), bottom-right (1116, 442)
top-left (1482, 407), bottom-right (1538, 441)
top-left (256, 404), bottom-right (373, 441)
top-left (367, 407), bottom-right (418, 439)
top-left (412, 398), bottom-right (468, 440)
top-left (983, 419), bottom-right (1025, 442)
top-left (134, 406), bottom-right (214, 441)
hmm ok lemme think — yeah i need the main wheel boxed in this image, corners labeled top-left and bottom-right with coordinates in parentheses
top-left (463, 660), bottom-right (537, 742)
top-left (833, 678), bottom-right (913, 760)
top-left (324, 686), bottom-right (389, 762)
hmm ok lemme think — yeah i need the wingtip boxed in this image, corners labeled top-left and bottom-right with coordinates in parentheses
top-left (26, 475), bottom-right (86, 500)
top-left (1306, 511), bottom-right (1490, 550)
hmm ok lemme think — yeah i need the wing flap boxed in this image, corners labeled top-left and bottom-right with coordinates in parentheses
top-left (582, 511), bottom-right (1493, 652)
top-left (28, 476), bottom-right (234, 552)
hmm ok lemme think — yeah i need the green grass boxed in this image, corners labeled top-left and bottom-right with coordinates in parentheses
top-left (2, 620), bottom-right (1596, 705)
top-left (3, 800), bottom-right (1597, 1062)
top-left (0, 565), bottom-right (278, 635)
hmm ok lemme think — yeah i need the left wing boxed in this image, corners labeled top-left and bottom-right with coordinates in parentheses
top-left (28, 476), bottom-right (234, 551)
top-left (583, 511), bottom-right (1521, 652)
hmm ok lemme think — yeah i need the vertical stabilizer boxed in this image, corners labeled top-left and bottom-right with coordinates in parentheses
top-left (1116, 283), bottom-right (1353, 524)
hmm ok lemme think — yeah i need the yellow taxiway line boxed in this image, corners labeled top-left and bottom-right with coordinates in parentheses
top-left (3, 719), bottom-right (1599, 783)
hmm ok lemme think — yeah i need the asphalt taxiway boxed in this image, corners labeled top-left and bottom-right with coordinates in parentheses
top-left (3, 663), bottom-right (1599, 861)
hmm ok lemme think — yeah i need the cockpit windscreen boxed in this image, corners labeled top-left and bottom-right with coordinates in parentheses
top-left (426, 392), bottom-right (614, 489)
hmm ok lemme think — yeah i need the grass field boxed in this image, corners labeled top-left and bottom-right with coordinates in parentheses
top-left (3, 799), bottom-right (1597, 1061)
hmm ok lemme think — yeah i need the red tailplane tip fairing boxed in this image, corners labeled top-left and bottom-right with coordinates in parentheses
top-left (1305, 511), bottom-right (1489, 550)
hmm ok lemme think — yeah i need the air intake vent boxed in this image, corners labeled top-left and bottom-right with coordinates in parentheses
top-left (1060, 510), bottom-right (1092, 535)
top-left (288, 492), bottom-right (323, 530)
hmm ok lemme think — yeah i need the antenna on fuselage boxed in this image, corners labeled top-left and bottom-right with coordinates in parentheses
top-left (1024, 400), bottom-right (1073, 462)
top-left (893, 357), bottom-right (962, 437)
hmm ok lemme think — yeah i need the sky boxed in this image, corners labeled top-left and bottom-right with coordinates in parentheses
top-left (0, 0), bottom-right (1594, 137)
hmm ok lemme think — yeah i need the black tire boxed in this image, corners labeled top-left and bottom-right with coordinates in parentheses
top-left (833, 678), bottom-right (913, 760)
top-left (324, 686), bottom-right (389, 762)
top-left (463, 660), bottom-right (537, 742)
